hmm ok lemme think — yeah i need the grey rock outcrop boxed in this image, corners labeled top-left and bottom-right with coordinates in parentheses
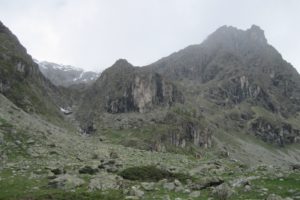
top-left (150, 112), bottom-right (212, 151)
top-left (250, 117), bottom-right (300, 146)
top-left (102, 59), bottom-right (183, 114)
top-left (88, 173), bottom-right (123, 191)
top-left (48, 174), bottom-right (85, 189)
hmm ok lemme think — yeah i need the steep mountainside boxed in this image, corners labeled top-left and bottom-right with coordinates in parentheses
top-left (1, 21), bottom-right (300, 200)
top-left (74, 25), bottom-right (300, 155)
top-left (37, 61), bottom-right (99, 87)
top-left (149, 25), bottom-right (300, 115)
top-left (0, 21), bottom-right (68, 122)
top-left (145, 25), bottom-right (300, 147)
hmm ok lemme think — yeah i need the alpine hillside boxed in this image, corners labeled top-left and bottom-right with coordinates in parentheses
top-left (1, 20), bottom-right (300, 200)
top-left (0, 21), bottom-right (70, 123)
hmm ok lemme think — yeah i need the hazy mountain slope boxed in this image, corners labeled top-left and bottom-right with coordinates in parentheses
top-left (74, 25), bottom-right (300, 155)
top-left (145, 25), bottom-right (300, 146)
top-left (148, 25), bottom-right (300, 115)
top-left (37, 61), bottom-right (99, 87)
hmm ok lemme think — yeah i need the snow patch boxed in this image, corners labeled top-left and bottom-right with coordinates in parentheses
top-left (60, 107), bottom-right (72, 115)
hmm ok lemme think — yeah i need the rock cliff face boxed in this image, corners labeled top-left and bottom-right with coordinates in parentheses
top-left (148, 112), bottom-right (212, 152)
top-left (250, 117), bottom-right (300, 146)
top-left (77, 59), bottom-right (183, 123)
top-left (161, 115), bottom-right (212, 151)
top-left (132, 72), bottom-right (181, 113)
top-left (207, 75), bottom-right (275, 112)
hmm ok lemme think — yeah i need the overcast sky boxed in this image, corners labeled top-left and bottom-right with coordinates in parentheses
top-left (0, 0), bottom-right (299, 72)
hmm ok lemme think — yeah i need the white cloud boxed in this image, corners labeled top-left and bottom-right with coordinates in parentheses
top-left (0, 0), bottom-right (299, 72)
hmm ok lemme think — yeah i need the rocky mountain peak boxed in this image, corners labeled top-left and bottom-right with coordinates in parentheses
top-left (247, 24), bottom-right (267, 43)
top-left (213, 25), bottom-right (239, 33)
top-left (98, 59), bottom-right (134, 83)
top-left (205, 24), bottom-right (268, 47)
top-left (150, 25), bottom-right (278, 81)
top-left (112, 59), bottom-right (132, 68)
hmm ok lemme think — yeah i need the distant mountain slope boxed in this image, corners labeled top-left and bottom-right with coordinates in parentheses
top-left (37, 61), bottom-right (99, 87)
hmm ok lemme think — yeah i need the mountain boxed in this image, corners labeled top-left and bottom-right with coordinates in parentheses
top-left (75, 25), bottom-right (300, 156)
top-left (0, 21), bottom-right (69, 122)
top-left (37, 61), bottom-right (99, 87)
top-left (148, 25), bottom-right (300, 115)
top-left (76, 59), bottom-right (184, 134)
top-left (1, 20), bottom-right (300, 200)
top-left (146, 25), bottom-right (300, 146)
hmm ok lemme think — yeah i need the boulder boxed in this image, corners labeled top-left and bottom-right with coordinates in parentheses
top-left (109, 150), bottom-right (119, 159)
top-left (79, 165), bottom-right (99, 175)
top-left (99, 159), bottom-right (122, 173)
top-left (190, 177), bottom-right (224, 190)
top-left (266, 194), bottom-right (283, 200)
top-left (89, 173), bottom-right (122, 191)
top-left (162, 195), bottom-right (171, 200)
top-left (48, 167), bottom-right (66, 175)
top-left (130, 186), bottom-right (144, 198)
top-left (189, 191), bottom-right (201, 198)
top-left (48, 174), bottom-right (85, 189)
top-left (141, 182), bottom-right (155, 191)
top-left (26, 139), bottom-right (35, 145)
top-left (174, 179), bottom-right (182, 187)
top-left (212, 183), bottom-right (233, 200)
top-left (244, 185), bottom-right (252, 192)
top-left (175, 185), bottom-right (184, 193)
top-left (230, 177), bottom-right (250, 188)
top-left (163, 182), bottom-right (175, 191)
